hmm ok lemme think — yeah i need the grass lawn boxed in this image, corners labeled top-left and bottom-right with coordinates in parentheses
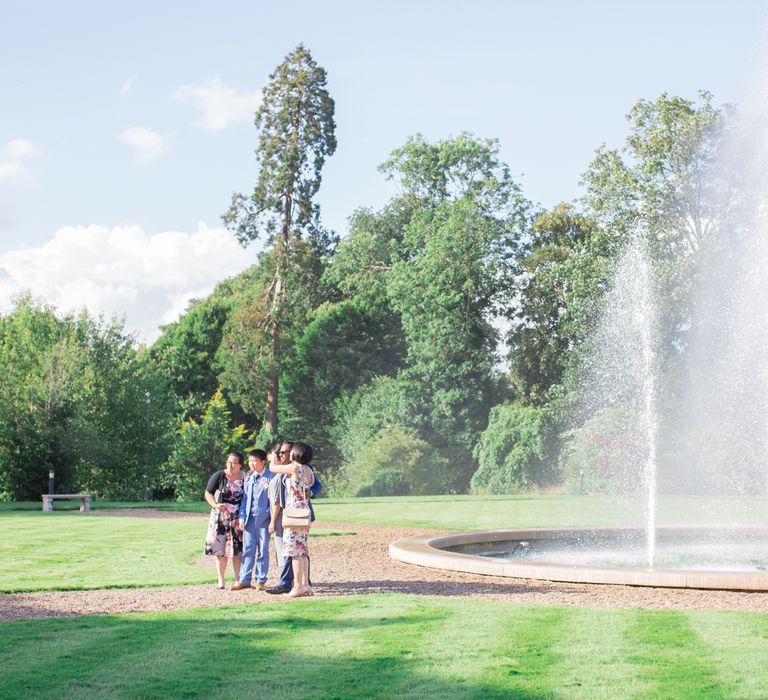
top-left (316, 494), bottom-right (768, 531)
top-left (2, 493), bottom-right (766, 592)
top-left (0, 500), bottom-right (211, 513)
top-left (319, 494), bottom-right (635, 530)
top-left (0, 512), bottom-right (350, 593)
top-left (3, 500), bottom-right (768, 698)
top-left (1, 594), bottom-right (767, 699)
top-left (7, 493), bottom-right (768, 530)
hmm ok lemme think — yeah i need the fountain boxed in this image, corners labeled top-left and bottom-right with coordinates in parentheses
top-left (391, 89), bottom-right (768, 590)
top-left (571, 234), bottom-right (660, 568)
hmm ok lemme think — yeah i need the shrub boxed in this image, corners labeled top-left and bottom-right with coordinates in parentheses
top-left (342, 424), bottom-right (447, 496)
top-left (559, 402), bottom-right (646, 495)
top-left (330, 376), bottom-right (414, 463)
top-left (470, 403), bottom-right (558, 493)
top-left (164, 390), bottom-right (251, 500)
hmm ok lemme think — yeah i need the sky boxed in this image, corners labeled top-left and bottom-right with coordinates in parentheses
top-left (2, 0), bottom-right (767, 342)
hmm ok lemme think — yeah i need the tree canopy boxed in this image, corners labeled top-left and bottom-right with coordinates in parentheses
top-left (0, 73), bottom-right (734, 501)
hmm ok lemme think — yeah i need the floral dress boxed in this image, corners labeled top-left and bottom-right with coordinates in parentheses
top-left (282, 465), bottom-right (313, 558)
top-left (204, 474), bottom-right (244, 558)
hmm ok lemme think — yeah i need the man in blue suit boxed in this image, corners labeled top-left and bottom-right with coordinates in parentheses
top-left (232, 449), bottom-right (274, 591)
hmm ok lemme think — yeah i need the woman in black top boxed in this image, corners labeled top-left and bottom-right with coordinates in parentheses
top-left (204, 451), bottom-right (245, 589)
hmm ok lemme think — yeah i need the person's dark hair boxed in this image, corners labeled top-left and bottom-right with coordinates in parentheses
top-left (270, 441), bottom-right (283, 455)
top-left (228, 451), bottom-right (244, 466)
top-left (248, 449), bottom-right (267, 461)
top-left (290, 442), bottom-right (313, 465)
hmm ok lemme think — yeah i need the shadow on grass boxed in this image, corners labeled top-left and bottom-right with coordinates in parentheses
top-left (0, 608), bottom-right (551, 699)
top-left (0, 575), bottom-right (579, 622)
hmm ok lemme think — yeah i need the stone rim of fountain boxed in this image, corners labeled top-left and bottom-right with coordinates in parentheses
top-left (389, 528), bottom-right (768, 591)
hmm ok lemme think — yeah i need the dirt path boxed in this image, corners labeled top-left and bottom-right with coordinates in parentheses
top-left (3, 512), bottom-right (768, 621)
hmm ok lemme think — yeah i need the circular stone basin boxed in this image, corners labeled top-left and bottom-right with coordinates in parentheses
top-left (389, 528), bottom-right (768, 591)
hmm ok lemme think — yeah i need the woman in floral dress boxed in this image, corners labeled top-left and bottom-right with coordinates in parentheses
top-left (271, 442), bottom-right (315, 598)
top-left (204, 451), bottom-right (245, 589)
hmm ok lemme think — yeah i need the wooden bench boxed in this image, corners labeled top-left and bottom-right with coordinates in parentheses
top-left (42, 493), bottom-right (92, 512)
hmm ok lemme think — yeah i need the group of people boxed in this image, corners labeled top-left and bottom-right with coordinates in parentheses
top-left (203, 440), bottom-right (319, 599)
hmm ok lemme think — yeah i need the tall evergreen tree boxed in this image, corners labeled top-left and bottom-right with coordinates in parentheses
top-left (222, 43), bottom-right (336, 433)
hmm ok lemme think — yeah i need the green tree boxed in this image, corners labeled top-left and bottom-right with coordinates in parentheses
top-left (151, 294), bottom-right (233, 420)
top-left (506, 204), bottom-right (609, 403)
top-left (329, 376), bottom-right (415, 482)
top-left (584, 92), bottom-right (727, 251)
top-left (0, 298), bottom-right (175, 501)
top-left (223, 43), bottom-right (336, 434)
top-left (216, 243), bottom-right (324, 423)
top-left (381, 134), bottom-right (530, 489)
top-left (581, 91), bottom-right (730, 350)
top-left (280, 298), bottom-right (406, 474)
top-left (344, 425), bottom-right (447, 496)
top-left (152, 264), bottom-right (270, 426)
top-left (0, 300), bottom-right (84, 499)
top-left (471, 402), bottom-right (558, 493)
top-left (559, 403), bottom-right (646, 495)
top-left (322, 201), bottom-right (411, 307)
top-left (72, 333), bottom-right (177, 501)
top-left (165, 389), bottom-right (250, 501)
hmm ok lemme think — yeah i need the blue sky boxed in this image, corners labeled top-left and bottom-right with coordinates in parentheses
top-left (1, 0), bottom-right (766, 341)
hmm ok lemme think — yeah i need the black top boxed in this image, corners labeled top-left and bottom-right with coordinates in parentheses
top-left (206, 470), bottom-right (227, 495)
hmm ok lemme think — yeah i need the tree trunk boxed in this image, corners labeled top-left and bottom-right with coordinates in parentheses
top-left (264, 194), bottom-right (292, 434)
top-left (264, 265), bottom-right (282, 434)
top-left (265, 365), bottom-right (279, 433)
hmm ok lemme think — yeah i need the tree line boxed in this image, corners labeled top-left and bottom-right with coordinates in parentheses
top-left (0, 44), bottom-right (728, 501)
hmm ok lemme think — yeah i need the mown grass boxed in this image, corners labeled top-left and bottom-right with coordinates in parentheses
top-left (6, 493), bottom-right (767, 530)
top-left (320, 494), bottom-right (633, 530)
top-left (1, 595), bottom-right (767, 699)
top-left (0, 500), bottom-right (210, 513)
top-left (2, 493), bottom-right (766, 592)
top-left (3, 499), bottom-right (768, 698)
top-left (0, 512), bottom-right (349, 592)
top-left (316, 494), bottom-right (768, 530)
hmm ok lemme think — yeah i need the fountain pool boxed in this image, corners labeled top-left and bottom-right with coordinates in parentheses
top-left (389, 527), bottom-right (768, 591)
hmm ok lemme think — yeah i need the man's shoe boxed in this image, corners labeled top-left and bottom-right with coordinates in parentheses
top-left (266, 586), bottom-right (290, 594)
top-left (255, 582), bottom-right (267, 591)
top-left (230, 582), bottom-right (252, 591)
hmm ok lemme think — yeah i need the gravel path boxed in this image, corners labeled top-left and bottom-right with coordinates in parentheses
top-left (3, 511), bottom-right (768, 621)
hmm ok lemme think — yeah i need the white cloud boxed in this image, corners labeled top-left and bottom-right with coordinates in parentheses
top-left (0, 138), bottom-right (41, 182)
top-left (2, 138), bottom-right (40, 159)
top-left (172, 77), bottom-right (261, 130)
top-left (0, 223), bottom-right (258, 343)
top-left (0, 162), bottom-right (22, 179)
top-left (118, 126), bottom-right (172, 164)
top-left (119, 75), bottom-right (137, 98)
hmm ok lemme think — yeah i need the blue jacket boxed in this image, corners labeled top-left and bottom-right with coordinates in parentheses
top-left (309, 474), bottom-right (322, 521)
top-left (238, 468), bottom-right (274, 526)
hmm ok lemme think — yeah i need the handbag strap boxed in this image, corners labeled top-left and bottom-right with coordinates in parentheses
top-left (296, 464), bottom-right (309, 501)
